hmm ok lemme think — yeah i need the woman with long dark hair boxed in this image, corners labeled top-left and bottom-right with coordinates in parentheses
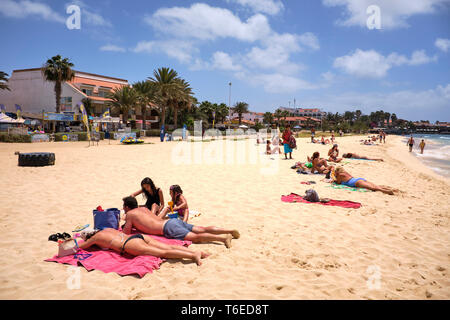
top-left (130, 177), bottom-right (164, 216)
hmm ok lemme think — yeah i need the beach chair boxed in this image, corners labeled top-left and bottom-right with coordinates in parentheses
top-left (89, 132), bottom-right (100, 146)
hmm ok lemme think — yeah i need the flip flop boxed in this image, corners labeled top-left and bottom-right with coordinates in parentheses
top-left (72, 224), bottom-right (90, 232)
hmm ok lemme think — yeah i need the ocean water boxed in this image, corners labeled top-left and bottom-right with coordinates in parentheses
top-left (401, 134), bottom-right (450, 178)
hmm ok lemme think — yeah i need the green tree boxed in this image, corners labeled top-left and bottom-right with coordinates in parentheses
top-left (108, 86), bottom-right (138, 125)
top-left (148, 67), bottom-right (180, 129)
top-left (263, 112), bottom-right (273, 125)
top-left (274, 108), bottom-right (283, 127)
top-left (0, 71), bottom-right (10, 91)
top-left (233, 101), bottom-right (249, 125)
top-left (42, 55), bottom-right (75, 113)
top-left (133, 81), bottom-right (157, 130)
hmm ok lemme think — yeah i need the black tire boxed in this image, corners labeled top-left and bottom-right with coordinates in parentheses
top-left (18, 152), bottom-right (55, 167)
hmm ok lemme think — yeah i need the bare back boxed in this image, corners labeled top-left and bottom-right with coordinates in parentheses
top-left (124, 207), bottom-right (166, 235)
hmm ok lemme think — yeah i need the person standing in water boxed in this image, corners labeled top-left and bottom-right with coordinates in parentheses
top-left (419, 139), bottom-right (426, 154)
top-left (407, 136), bottom-right (415, 152)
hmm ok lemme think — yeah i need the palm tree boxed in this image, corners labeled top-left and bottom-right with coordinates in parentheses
top-left (148, 67), bottom-right (180, 129)
top-left (274, 109), bottom-right (283, 127)
top-left (263, 112), bottom-right (273, 125)
top-left (108, 86), bottom-right (138, 125)
top-left (133, 81), bottom-right (157, 130)
top-left (0, 71), bottom-right (10, 91)
top-left (216, 103), bottom-right (229, 124)
top-left (281, 110), bottom-right (290, 127)
top-left (42, 55), bottom-right (75, 113)
top-left (233, 102), bottom-right (249, 125)
top-left (172, 78), bottom-right (194, 129)
top-left (81, 97), bottom-right (94, 116)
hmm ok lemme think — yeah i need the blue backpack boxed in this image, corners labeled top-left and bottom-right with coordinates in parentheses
top-left (93, 208), bottom-right (120, 230)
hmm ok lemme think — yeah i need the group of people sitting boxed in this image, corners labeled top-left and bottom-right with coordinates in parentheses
top-left (292, 144), bottom-right (394, 195)
top-left (311, 135), bottom-right (335, 145)
top-left (77, 177), bottom-right (240, 266)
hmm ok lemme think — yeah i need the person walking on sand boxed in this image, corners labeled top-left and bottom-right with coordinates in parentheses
top-left (77, 228), bottom-right (209, 266)
top-left (282, 125), bottom-right (294, 160)
top-left (121, 197), bottom-right (240, 248)
top-left (407, 136), bottom-right (415, 152)
top-left (419, 139), bottom-right (426, 154)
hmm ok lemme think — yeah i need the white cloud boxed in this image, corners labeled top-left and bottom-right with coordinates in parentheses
top-left (137, 3), bottom-right (322, 94)
top-left (211, 52), bottom-right (242, 71)
top-left (226, 0), bottom-right (284, 15)
top-left (243, 72), bottom-right (319, 93)
top-left (334, 49), bottom-right (438, 78)
top-left (435, 38), bottom-right (450, 52)
top-left (146, 3), bottom-right (271, 42)
top-left (100, 44), bottom-right (126, 53)
top-left (298, 32), bottom-right (320, 51)
top-left (322, 0), bottom-right (450, 29)
top-left (133, 40), bottom-right (197, 63)
top-left (0, 0), bottom-right (65, 23)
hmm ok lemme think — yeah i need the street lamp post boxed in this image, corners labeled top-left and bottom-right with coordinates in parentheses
top-left (228, 82), bottom-right (232, 130)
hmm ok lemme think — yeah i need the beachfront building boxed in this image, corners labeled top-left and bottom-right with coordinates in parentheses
top-left (274, 116), bottom-right (321, 128)
top-left (0, 68), bottom-right (128, 119)
top-left (279, 107), bottom-right (326, 119)
top-left (231, 111), bottom-right (264, 124)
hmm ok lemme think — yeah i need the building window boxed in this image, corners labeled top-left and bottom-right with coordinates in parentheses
top-left (98, 90), bottom-right (110, 98)
top-left (60, 97), bottom-right (72, 112)
top-left (82, 88), bottom-right (93, 96)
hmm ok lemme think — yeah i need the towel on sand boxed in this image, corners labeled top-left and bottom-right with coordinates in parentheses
top-left (45, 234), bottom-right (192, 278)
top-left (326, 183), bottom-right (370, 192)
top-left (281, 193), bottom-right (361, 209)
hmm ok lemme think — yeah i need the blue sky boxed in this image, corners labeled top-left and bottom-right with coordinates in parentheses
top-left (1, 0), bottom-right (449, 121)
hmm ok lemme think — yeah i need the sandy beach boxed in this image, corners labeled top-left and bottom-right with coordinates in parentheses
top-left (0, 134), bottom-right (448, 300)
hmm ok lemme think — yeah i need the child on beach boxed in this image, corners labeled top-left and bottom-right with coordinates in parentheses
top-left (158, 185), bottom-right (189, 222)
top-left (419, 139), bottom-right (426, 154)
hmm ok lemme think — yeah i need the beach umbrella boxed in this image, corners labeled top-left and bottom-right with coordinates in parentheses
top-left (294, 125), bottom-right (301, 129)
top-left (239, 125), bottom-right (248, 129)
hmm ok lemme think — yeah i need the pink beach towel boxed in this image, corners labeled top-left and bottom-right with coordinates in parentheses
top-left (45, 234), bottom-right (192, 278)
top-left (281, 193), bottom-right (361, 209)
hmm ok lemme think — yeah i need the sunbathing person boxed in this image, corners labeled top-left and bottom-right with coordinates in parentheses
top-left (328, 144), bottom-right (343, 163)
top-left (310, 152), bottom-right (333, 174)
top-left (77, 227), bottom-right (208, 266)
top-left (321, 136), bottom-right (330, 145)
top-left (333, 167), bottom-right (395, 195)
top-left (121, 197), bottom-right (240, 248)
top-left (342, 153), bottom-right (384, 161)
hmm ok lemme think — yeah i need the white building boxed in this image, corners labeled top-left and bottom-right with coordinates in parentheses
top-left (0, 68), bottom-right (129, 117)
top-left (279, 107), bottom-right (326, 119)
top-left (231, 111), bottom-right (264, 123)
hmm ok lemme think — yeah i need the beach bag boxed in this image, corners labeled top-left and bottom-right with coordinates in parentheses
top-left (93, 208), bottom-right (120, 230)
top-left (303, 189), bottom-right (319, 202)
top-left (58, 239), bottom-right (78, 257)
top-left (289, 135), bottom-right (297, 149)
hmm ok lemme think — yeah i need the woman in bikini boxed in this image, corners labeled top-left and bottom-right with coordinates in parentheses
top-left (310, 152), bottom-right (333, 174)
top-left (78, 228), bottom-right (209, 266)
top-left (342, 153), bottom-right (384, 161)
top-left (333, 167), bottom-right (395, 195)
top-left (130, 177), bottom-right (164, 216)
top-left (328, 144), bottom-right (342, 163)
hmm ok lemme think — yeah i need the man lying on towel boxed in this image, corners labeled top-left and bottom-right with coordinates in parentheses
top-left (121, 197), bottom-right (240, 248)
top-left (77, 228), bottom-right (208, 266)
